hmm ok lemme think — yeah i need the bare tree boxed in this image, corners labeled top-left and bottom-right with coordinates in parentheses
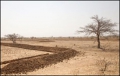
top-left (5, 33), bottom-right (20, 43)
top-left (19, 36), bottom-right (24, 42)
top-left (31, 36), bottom-right (36, 40)
top-left (77, 15), bottom-right (118, 48)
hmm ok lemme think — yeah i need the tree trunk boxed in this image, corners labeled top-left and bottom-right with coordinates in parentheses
top-left (97, 34), bottom-right (100, 48)
top-left (13, 40), bottom-right (16, 44)
top-left (97, 21), bottom-right (100, 49)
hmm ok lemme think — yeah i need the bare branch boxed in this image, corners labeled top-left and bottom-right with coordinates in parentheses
top-left (77, 15), bottom-right (118, 48)
top-left (5, 33), bottom-right (20, 43)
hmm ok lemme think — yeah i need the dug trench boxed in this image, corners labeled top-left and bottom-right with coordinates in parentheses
top-left (1, 43), bottom-right (79, 74)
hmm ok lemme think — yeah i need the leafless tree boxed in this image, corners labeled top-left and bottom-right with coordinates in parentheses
top-left (77, 15), bottom-right (118, 48)
top-left (5, 33), bottom-right (20, 43)
top-left (31, 36), bottom-right (36, 40)
top-left (19, 36), bottom-right (24, 42)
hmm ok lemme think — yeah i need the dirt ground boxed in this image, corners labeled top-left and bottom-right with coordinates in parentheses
top-left (1, 45), bottom-right (52, 62)
top-left (1, 40), bottom-right (119, 75)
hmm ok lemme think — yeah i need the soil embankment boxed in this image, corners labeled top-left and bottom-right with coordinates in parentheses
top-left (1, 42), bottom-right (78, 74)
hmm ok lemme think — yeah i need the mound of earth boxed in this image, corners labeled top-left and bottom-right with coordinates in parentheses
top-left (1, 43), bottom-right (79, 74)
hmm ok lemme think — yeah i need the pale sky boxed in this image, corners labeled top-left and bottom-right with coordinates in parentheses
top-left (1, 1), bottom-right (119, 37)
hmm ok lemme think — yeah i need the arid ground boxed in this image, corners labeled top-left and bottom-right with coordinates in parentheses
top-left (1, 40), bottom-right (119, 75)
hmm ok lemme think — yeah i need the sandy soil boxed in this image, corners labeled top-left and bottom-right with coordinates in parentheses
top-left (1, 45), bottom-right (52, 62)
top-left (1, 40), bottom-right (119, 75)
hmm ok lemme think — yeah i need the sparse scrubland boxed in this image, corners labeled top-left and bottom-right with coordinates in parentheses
top-left (1, 37), bottom-right (119, 75)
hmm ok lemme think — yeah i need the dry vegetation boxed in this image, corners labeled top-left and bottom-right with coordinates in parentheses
top-left (1, 37), bottom-right (119, 75)
top-left (1, 41), bottom-right (78, 74)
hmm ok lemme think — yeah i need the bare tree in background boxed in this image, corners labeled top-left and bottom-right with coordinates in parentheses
top-left (77, 15), bottom-right (118, 48)
top-left (31, 36), bottom-right (36, 40)
top-left (19, 36), bottom-right (24, 42)
top-left (5, 33), bottom-right (20, 43)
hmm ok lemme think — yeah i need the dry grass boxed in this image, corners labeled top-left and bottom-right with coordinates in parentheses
top-left (1, 42), bottom-right (78, 74)
top-left (1, 45), bottom-right (52, 62)
top-left (1, 50), bottom-right (78, 74)
top-left (1, 53), bottom-right (49, 65)
top-left (96, 58), bottom-right (112, 75)
top-left (1, 40), bottom-right (119, 75)
top-left (39, 39), bottom-right (55, 42)
top-left (1, 42), bottom-right (69, 53)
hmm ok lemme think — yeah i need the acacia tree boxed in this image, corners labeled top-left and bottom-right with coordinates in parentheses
top-left (5, 33), bottom-right (20, 43)
top-left (77, 15), bottom-right (118, 48)
top-left (19, 36), bottom-right (24, 42)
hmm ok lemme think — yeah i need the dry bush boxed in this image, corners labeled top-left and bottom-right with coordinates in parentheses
top-left (39, 39), bottom-right (55, 42)
top-left (101, 41), bottom-right (119, 52)
top-left (96, 58), bottom-right (112, 75)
